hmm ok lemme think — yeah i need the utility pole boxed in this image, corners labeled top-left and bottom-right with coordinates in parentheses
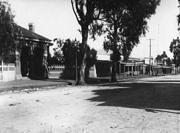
top-left (147, 38), bottom-right (155, 65)
top-left (147, 38), bottom-right (155, 75)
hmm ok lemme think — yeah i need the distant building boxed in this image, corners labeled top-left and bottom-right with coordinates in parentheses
top-left (90, 49), bottom-right (146, 78)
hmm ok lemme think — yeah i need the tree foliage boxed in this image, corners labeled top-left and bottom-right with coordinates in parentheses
top-left (71, 0), bottom-right (160, 82)
top-left (62, 39), bottom-right (82, 68)
top-left (48, 38), bottom-right (65, 66)
top-left (169, 0), bottom-right (180, 67)
top-left (91, 0), bottom-right (160, 61)
top-left (53, 38), bottom-right (97, 80)
top-left (155, 51), bottom-right (172, 66)
top-left (0, 1), bottom-right (16, 62)
top-left (170, 37), bottom-right (180, 67)
top-left (90, 0), bottom-right (160, 81)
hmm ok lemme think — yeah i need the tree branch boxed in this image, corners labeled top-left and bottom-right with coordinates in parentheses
top-left (75, 0), bottom-right (85, 24)
top-left (85, 0), bottom-right (94, 25)
top-left (71, 0), bottom-right (81, 25)
top-left (93, 8), bottom-right (101, 20)
top-left (106, 27), bottom-right (113, 37)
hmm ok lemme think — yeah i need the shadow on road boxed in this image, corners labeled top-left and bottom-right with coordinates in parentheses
top-left (88, 80), bottom-right (180, 113)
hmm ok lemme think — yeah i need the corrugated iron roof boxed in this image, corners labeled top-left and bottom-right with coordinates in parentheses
top-left (15, 24), bottom-right (52, 45)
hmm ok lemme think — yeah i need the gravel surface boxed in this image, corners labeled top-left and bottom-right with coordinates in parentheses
top-left (0, 75), bottom-right (180, 133)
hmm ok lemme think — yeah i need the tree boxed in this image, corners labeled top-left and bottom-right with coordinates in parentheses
top-left (47, 52), bottom-right (64, 66)
top-left (60, 39), bottom-right (81, 79)
top-left (48, 38), bottom-right (64, 66)
top-left (166, 57), bottom-right (172, 66)
top-left (170, 37), bottom-right (180, 67)
top-left (155, 51), bottom-right (172, 66)
top-left (169, 0), bottom-right (180, 67)
top-left (71, 0), bottom-right (101, 84)
top-left (90, 0), bottom-right (160, 81)
top-left (178, 0), bottom-right (180, 27)
top-left (155, 54), bottom-right (162, 64)
top-left (54, 38), bottom-right (97, 80)
top-left (0, 1), bottom-right (16, 63)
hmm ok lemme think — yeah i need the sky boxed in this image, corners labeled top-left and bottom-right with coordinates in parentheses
top-left (7, 0), bottom-right (180, 59)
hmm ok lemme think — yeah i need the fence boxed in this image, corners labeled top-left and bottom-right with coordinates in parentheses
top-left (48, 65), bottom-right (65, 79)
top-left (48, 65), bottom-right (65, 71)
top-left (0, 63), bottom-right (16, 82)
top-left (48, 64), bottom-right (179, 80)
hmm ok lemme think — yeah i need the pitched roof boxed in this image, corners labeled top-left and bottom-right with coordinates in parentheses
top-left (15, 24), bottom-right (52, 45)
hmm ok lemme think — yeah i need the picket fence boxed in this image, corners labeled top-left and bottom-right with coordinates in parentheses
top-left (48, 65), bottom-right (65, 71)
top-left (0, 63), bottom-right (16, 82)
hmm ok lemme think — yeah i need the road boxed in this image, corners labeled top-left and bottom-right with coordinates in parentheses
top-left (1, 75), bottom-right (180, 133)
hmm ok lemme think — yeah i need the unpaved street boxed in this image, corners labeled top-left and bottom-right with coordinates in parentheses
top-left (1, 75), bottom-right (180, 133)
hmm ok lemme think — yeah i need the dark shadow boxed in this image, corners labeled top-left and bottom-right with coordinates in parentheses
top-left (39, 78), bottom-right (74, 85)
top-left (88, 81), bottom-right (180, 113)
top-left (86, 78), bottom-right (110, 84)
top-left (45, 78), bottom-right (70, 82)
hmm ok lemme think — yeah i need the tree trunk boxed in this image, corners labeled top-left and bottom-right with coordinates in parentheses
top-left (111, 61), bottom-right (117, 82)
top-left (85, 66), bottom-right (90, 82)
top-left (76, 25), bottom-right (88, 85)
top-left (111, 21), bottom-right (118, 82)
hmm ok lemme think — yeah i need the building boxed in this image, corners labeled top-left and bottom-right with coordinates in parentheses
top-left (90, 49), bottom-right (146, 79)
top-left (0, 23), bottom-right (52, 81)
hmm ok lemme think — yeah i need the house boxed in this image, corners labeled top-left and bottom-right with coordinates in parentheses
top-left (0, 23), bottom-right (52, 81)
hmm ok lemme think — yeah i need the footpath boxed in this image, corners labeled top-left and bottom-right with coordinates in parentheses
top-left (0, 74), bottom-right (178, 94)
top-left (0, 78), bottom-right (74, 93)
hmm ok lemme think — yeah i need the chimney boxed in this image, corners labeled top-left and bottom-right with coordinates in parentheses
top-left (28, 23), bottom-right (35, 32)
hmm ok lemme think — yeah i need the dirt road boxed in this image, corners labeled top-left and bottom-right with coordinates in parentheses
top-left (1, 75), bottom-right (180, 133)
